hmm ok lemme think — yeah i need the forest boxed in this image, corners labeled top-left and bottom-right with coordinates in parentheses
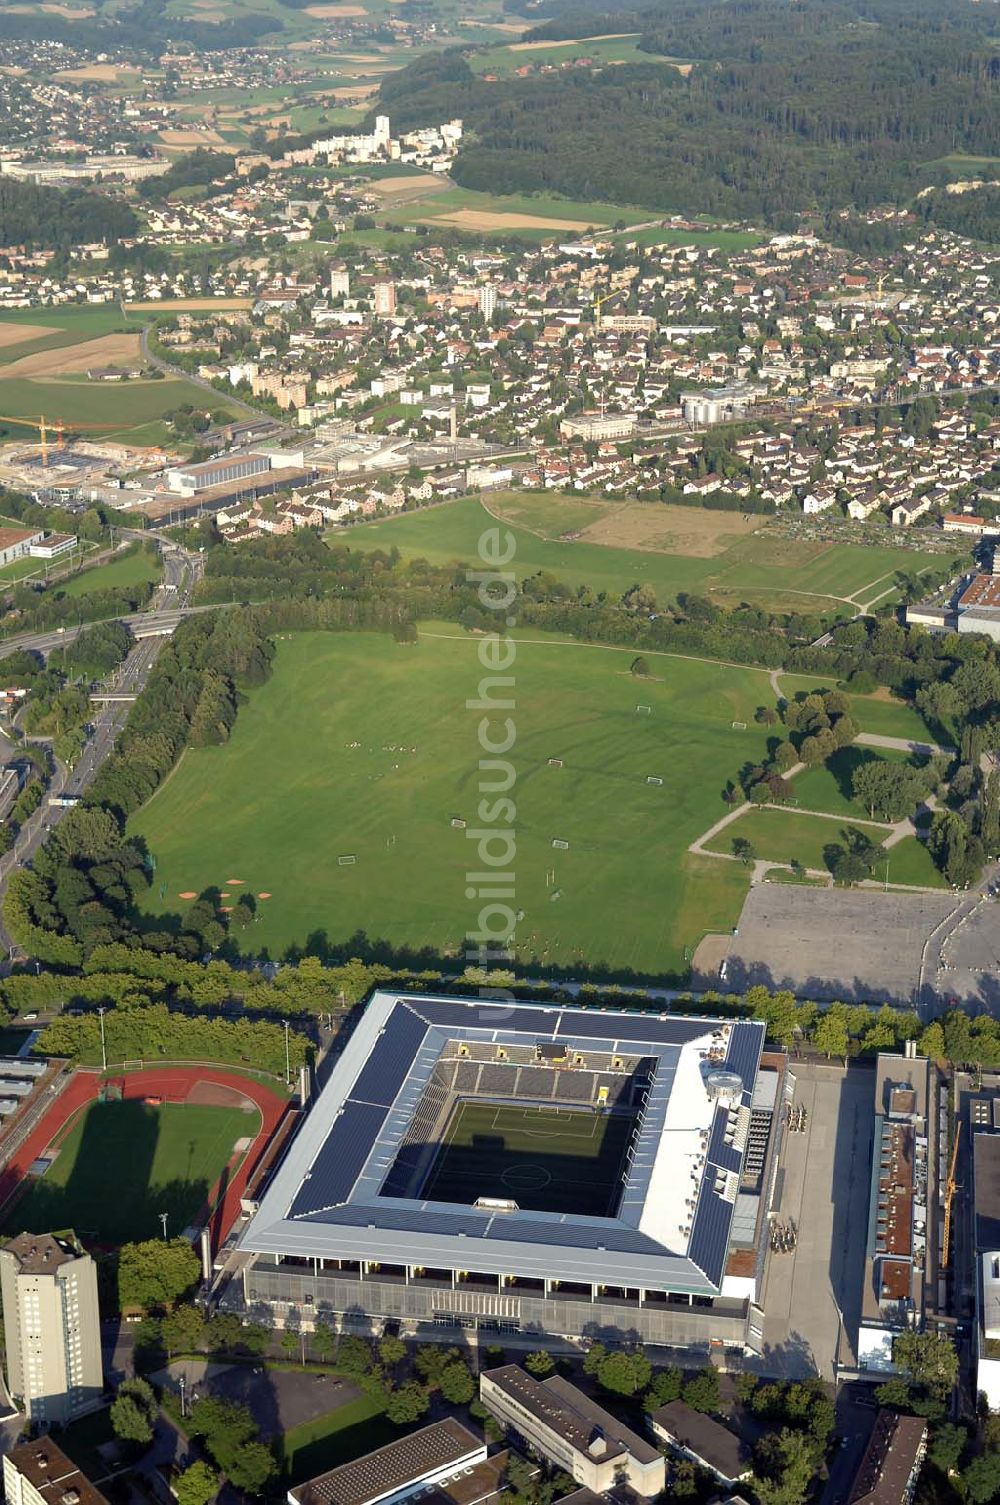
top-left (0, 0), bottom-right (278, 51)
top-left (380, 0), bottom-right (1000, 221)
top-left (0, 178), bottom-right (137, 252)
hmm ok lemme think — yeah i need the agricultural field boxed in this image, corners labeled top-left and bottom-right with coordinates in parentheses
top-left (2, 1100), bottom-right (252, 1244)
top-left (342, 496), bottom-right (955, 617)
top-left (0, 307), bottom-right (140, 368)
top-left (399, 184), bottom-right (653, 233)
top-left (0, 374), bottom-right (241, 445)
top-left (468, 32), bottom-right (688, 77)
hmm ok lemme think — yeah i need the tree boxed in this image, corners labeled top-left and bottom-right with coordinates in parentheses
top-left (281, 1326), bottom-right (303, 1364)
top-left (682, 1366), bottom-right (720, 1413)
top-left (161, 1305), bottom-right (206, 1357)
top-left (813, 1010), bottom-right (850, 1065)
top-left (378, 1333), bottom-right (405, 1368)
top-left (336, 1334), bottom-right (373, 1375)
top-left (225, 1441), bottom-right (276, 1495)
top-left (525, 1350), bottom-right (555, 1377)
top-left (439, 1360), bottom-right (475, 1405)
top-left (594, 1348), bottom-right (652, 1396)
top-left (173, 1462), bottom-right (218, 1505)
top-left (733, 836), bottom-right (756, 864)
top-left (929, 1423), bottom-right (966, 1475)
top-left (385, 1381), bottom-right (431, 1425)
top-left (891, 1330), bottom-right (958, 1400)
top-left (630, 656), bottom-right (650, 677)
top-left (754, 1428), bottom-right (820, 1505)
top-left (110, 1377), bottom-right (157, 1447)
top-left (119, 1238), bottom-right (200, 1310)
top-left (964, 1453), bottom-right (1000, 1505)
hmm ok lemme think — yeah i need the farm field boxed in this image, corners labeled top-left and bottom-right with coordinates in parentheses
top-left (401, 185), bottom-right (653, 232)
top-left (468, 33), bottom-right (688, 76)
top-left (131, 628), bottom-right (785, 976)
top-left (57, 547), bottom-right (163, 597)
top-left (2, 1100), bottom-right (252, 1244)
top-left (0, 374), bottom-right (240, 444)
top-left (341, 496), bottom-right (954, 616)
top-left (0, 307), bottom-right (140, 367)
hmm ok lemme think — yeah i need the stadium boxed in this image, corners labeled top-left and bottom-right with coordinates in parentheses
top-left (231, 993), bottom-right (784, 1350)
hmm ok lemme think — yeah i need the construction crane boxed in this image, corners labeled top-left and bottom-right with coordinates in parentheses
top-left (0, 413), bottom-right (119, 465)
top-left (592, 290), bottom-right (623, 331)
top-left (942, 1120), bottom-right (962, 1269)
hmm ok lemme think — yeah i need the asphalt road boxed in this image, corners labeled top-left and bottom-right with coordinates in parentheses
top-left (0, 537), bottom-right (202, 961)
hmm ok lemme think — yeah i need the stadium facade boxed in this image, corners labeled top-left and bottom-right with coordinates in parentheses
top-left (233, 992), bottom-right (783, 1350)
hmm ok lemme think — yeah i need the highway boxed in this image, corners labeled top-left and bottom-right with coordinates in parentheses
top-left (0, 536), bottom-right (202, 961)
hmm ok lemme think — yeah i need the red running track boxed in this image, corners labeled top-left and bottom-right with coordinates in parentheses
top-left (0, 1066), bottom-right (288, 1254)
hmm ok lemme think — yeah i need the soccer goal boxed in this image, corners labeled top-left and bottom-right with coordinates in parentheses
top-left (337, 854), bottom-right (357, 866)
top-left (122, 1059), bottom-right (144, 1074)
top-left (732, 721), bottom-right (747, 730)
top-left (635, 704), bottom-right (652, 715)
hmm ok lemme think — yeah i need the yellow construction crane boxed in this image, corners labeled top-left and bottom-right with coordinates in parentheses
top-left (592, 290), bottom-right (623, 331)
top-left (942, 1120), bottom-right (961, 1269)
top-left (0, 413), bottom-right (118, 465)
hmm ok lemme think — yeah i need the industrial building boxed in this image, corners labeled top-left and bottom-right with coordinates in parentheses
top-left (0, 1231), bottom-right (103, 1425)
top-left (232, 992), bottom-right (779, 1349)
top-left (165, 451), bottom-right (273, 496)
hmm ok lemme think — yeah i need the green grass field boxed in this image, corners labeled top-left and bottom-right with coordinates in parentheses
top-left (468, 34), bottom-right (687, 76)
top-left (281, 1400), bottom-right (394, 1485)
top-left (707, 807), bottom-right (946, 888)
top-left (789, 746), bottom-right (924, 818)
top-left (58, 548), bottom-right (163, 598)
top-left (341, 497), bottom-right (954, 616)
top-left (422, 1101), bottom-right (633, 1216)
top-left (3, 1100), bottom-right (253, 1244)
top-left (131, 628), bottom-right (783, 975)
top-left (0, 375), bottom-right (240, 444)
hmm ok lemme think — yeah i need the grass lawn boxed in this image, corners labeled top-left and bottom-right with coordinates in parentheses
top-left (0, 375), bottom-right (241, 444)
top-left (130, 628), bottom-right (784, 976)
top-left (280, 1398), bottom-right (394, 1484)
top-left (706, 807), bottom-right (891, 872)
top-left (58, 548), bottom-right (163, 598)
top-left (789, 746), bottom-right (927, 819)
top-left (2, 1100), bottom-right (253, 1244)
top-left (882, 837), bottom-right (948, 889)
top-left (59, 1408), bottom-right (117, 1482)
top-left (423, 1101), bottom-right (633, 1216)
top-left (775, 672), bottom-right (944, 744)
top-left (340, 497), bottom-right (953, 617)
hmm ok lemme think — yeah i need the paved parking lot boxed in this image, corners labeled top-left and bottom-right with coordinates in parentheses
top-left (753, 1061), bottom-right (874, 1380)
top-left (155, 1360), bottom-right (361, 1441)
top-left (705, 885), bottom-right (955, 1006)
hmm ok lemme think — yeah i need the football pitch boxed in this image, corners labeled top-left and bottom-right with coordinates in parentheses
top-left (2, 1100), bottom-right (253, 1245)
top-left (421, 1101), bottom-right (634, 1217)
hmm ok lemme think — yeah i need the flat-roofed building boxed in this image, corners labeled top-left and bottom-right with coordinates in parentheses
top-left (480, 1365), bottom-right (665, 1498)
top-left (3, 1439), bottom-right (108, 1505)
top-left (0, 527), bottom-right (43, 569)
top-left (649, 1399), bottom-right (753, 1486)
top-left (286, 1417), bottom-right (484, 1505)
top-left (847, 1410), bottom-right (926, 1505)
top-left (0, 1231), bottom-right (103, 1425)
top-left (858, 1051), bottom-right (932, 1375)
top-left (166, 452), bottom-right (271, 496)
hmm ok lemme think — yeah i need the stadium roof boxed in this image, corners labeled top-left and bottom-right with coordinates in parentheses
top-left (238, 992), bottom-right (765, 1293)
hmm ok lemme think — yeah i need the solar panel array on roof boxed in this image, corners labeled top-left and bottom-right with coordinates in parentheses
top-left (725, 1021), bottom-right (764, 1096)
top-left (350, 1005), bottom-right (430, 1108)
top-left (556, 1013), bottom-right (709, 1046)
top-left (687, 1181), bottom-right (734, 1286)
top-left (290, 1101), bottom-right (389, 1217)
